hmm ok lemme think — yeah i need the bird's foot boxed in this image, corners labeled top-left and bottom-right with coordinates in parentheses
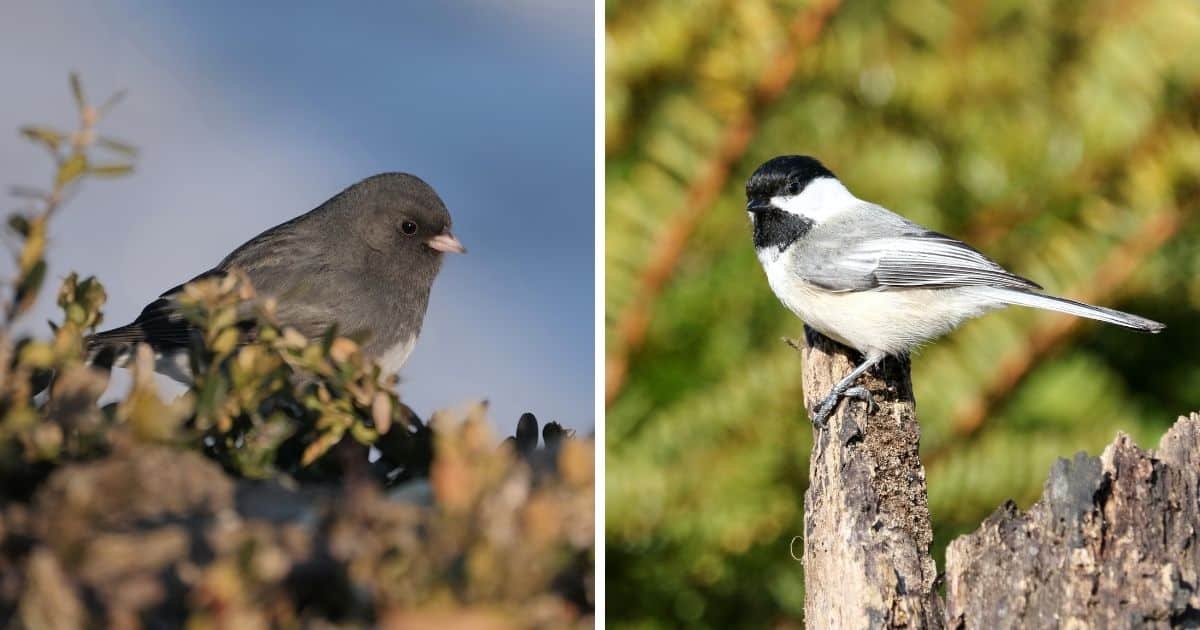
top-left (811, 390), bottom-right (841, 428)
top-left (843, 386), bottom-right (876, 413)
top-left (810, 385), bottom-right (877, 428)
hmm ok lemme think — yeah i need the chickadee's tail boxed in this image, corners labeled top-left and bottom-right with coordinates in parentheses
top-left (971, 287), bottom-right (1165, 332)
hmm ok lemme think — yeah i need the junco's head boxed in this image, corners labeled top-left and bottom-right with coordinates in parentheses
top-left (338, 173), bottom-right (466, 257)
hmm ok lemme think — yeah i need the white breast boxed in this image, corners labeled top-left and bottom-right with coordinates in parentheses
top-left (759, 252), bottom-right (1004, 357)
top-left (377, 334), bottom-right (417, 376)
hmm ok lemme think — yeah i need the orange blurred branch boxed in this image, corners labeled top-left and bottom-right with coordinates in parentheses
top-left (606, 0), bottom-right (842, 407)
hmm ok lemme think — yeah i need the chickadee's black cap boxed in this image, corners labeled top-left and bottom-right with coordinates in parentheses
top-left (746, 155), bottom-right (836, 202)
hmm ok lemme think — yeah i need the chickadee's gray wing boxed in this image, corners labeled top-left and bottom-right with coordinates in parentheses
top-left (793, 204), bottom-right (1041, 293)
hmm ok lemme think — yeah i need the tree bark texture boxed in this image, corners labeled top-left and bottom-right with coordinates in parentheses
top-left (797, 325), bottom-right (1200, 629)
top-left (800, 328), bottom-right (944, 629)
top-left (945, 413), bottom-right (1200, 629)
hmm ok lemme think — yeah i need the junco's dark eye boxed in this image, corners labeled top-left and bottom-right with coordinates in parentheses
top-left (401, 220), bottom-right (418, 235)
top-left (786, 181), bottom-right (802, 195)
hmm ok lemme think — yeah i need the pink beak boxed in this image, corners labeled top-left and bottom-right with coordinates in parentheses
top-left (426, 231), bottom-right (466, 254)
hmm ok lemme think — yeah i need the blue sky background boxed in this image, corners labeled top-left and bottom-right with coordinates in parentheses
top-left (1, 1), bottom-right (595, 434)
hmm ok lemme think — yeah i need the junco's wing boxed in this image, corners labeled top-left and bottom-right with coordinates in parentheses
top-left (790, 204), bottom-right (1040, 293)
top-left (88, 221), bottom-right (355, 360)
top-left (216, 219), bottom-right (377, 343)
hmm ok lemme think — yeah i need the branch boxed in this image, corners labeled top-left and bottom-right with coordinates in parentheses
top-left (798, 328), bottom-right (943, 628)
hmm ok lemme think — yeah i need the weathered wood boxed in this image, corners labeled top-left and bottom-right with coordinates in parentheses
top-left (797, 326), bottom-right (1200, 629)
top-left (945, 413), bottom-right (1200, 629)
top-left (799, 327), bottom-right (944, 629)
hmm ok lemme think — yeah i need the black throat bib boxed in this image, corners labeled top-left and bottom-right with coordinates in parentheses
top-left (753, 208), bottom-right (813, 252)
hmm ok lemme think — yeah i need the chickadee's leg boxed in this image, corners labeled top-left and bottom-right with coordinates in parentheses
top-left (811, 352), bottom-right (885, 427)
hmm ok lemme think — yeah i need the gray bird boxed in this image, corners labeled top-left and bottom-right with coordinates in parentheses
top-left (88, 172), bottom-right (465, 380)
top-left (745, 155), bottom-right (1163, 426)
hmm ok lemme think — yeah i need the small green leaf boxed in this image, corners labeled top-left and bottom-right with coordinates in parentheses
top-left (65, 302), bottom-right (87, 326)
top-left (69, 72), bottom-right (86, 110)
top-left (98, 89), bottom-right (127, 115)
top-left (19, 126), bottom-right (63, 152)
top-left (98, 136), bottom-right (138, 157)
top-left (301, 429), bottom-right (343, 466)
top-left (89, 163), bottom-right (134, 178)
top-left (77, 276), bottom-right (107, 312)
top-left (18, 339), bottom-right (55, 368)
top-left (56, 153), bottom-right (88, 187)
top-left (320, 325), bottom-right (339, 353)
top-left (12, 259), bottom-right (47, 318)
top-left (7, 213), bottom-right (30, 237)
top-left (349, 421), bottom-right (379, 444)
top-left (56, 272), bottom-right (79, 308)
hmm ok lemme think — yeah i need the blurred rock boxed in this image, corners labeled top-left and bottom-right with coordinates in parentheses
top-left (0, 414), bottom-right (594, 627)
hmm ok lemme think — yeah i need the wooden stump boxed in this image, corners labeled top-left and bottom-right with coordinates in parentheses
top-left (945, 414), bottom-right (1200, 629)
top-left (796, 326), bottom-right (1200, 629)
top-left (798, 328), bottom-right (944, 629)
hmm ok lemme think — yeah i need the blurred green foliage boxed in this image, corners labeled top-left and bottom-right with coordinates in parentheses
top-left (606, 1), bottom-right (1200, 627)
top-left (1, 76), bottom-right (594, 627)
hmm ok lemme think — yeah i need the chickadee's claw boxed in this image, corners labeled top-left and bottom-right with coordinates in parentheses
top-left (810, 384), bottom-right (877, 428)
top-left (810, 405), bottom-right (831, 429)
top-left (810, 392), bottom-right (840, 428)
top-left (843, 386), bottom-right (876, 413)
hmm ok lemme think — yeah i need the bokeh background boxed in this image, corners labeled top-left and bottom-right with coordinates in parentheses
top-left (606, 0), bottom-right (1200, 626)
top-left (1, 0), bottom-right (594, 434)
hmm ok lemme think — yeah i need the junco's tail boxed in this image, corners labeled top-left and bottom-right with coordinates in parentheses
top-left (970, 287), bottom-right (1165, 332)
top-left (85, 325), bottom-right (145, 370)
top-left (29, 328), bottom-right (134, 397)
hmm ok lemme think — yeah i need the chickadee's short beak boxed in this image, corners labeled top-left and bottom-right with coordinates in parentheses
top-left (426, 232), bottom-right (466, 254)
top-left (746, 198), bottom-right (772, 213)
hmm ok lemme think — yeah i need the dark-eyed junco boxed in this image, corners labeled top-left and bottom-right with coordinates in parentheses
top-left (88, 172), bottom-right (465, 380)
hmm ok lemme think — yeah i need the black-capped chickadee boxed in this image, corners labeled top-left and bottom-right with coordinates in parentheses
top-left (745, 155), bottom-right (1164, 426)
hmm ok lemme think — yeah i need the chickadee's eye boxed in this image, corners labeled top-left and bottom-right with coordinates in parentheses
top-left (786, 181), bottom-right (802, 195)
top-left (401, 220), bottom-right (418, 235)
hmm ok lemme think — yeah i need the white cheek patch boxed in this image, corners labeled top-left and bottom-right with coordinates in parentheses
top-left (771, 177), bottom-right (857, 223)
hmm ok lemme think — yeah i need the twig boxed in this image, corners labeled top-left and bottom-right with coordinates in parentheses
top-left (4, 74), bottom-right (125, 324)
